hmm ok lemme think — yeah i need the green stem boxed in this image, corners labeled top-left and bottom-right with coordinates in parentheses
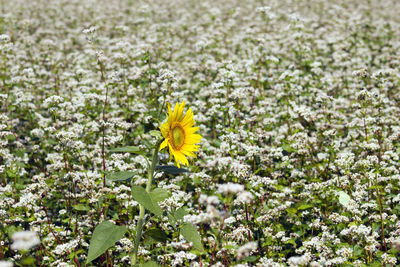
top-left (132, 138), bottom-right (163, 265)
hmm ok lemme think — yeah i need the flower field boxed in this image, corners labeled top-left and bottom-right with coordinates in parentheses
top-left (1, 0), bottom-right (400, 266)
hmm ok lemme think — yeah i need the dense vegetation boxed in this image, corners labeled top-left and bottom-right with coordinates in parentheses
top-left (1, 0), bottom-right (400, 266)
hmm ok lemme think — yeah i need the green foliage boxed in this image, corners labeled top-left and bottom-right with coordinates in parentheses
top-left (180, 223), bottom-right (203, 251)
top-left (149, 188), bottom-right (169, 202)
top-left (106, 171), bottom-right (138, 182)
top-left (86, 221), bottom-right (127, 264)
top-left (144, 228), bottom-right (169, 242)
top-left (132, 261), bottom-right (159, 267)
top-left (156, 165), bottom-right (189, 175)
top-left (131, 186), bottom-right (162, 216)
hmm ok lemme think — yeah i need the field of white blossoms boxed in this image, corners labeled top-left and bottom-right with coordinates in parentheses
top-left (1, 0), bottom-right (400, 266)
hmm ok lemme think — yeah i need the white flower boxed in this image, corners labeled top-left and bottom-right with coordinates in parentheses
top-left (0, 261), bottom-right (13, 267)
top-left (11, 231), bottom-right (40, 251)
top-left (236, 242), bottom-right (257, 259)
top-left (236, 191), bottom-right (254, 204)
top-left (217, 183), bottom-right (244, 195)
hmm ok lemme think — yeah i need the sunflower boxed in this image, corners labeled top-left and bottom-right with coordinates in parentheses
top-left (159, 101), bottom-right (202, 168)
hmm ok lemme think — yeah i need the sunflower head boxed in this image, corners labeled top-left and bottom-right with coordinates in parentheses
top-left (159, 101), bottom-right (202, 168)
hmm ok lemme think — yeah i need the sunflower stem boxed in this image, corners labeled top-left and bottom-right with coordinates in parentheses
top-left (132, 138), bottom-right (163, 265)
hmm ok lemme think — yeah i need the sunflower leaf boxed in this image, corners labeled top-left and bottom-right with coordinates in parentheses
top-left (86, 221), bottom-right (127, 264)
top-left (131, 186), bottom-right (162, 216)
top-left (149, 188), bottom-right (169, 202)
top-left (132, 261), bottom-right (159, 267)
top-left (156, 165), bottom-right (189, 175)
top-left (145, 228), bottom-right (169, 242)
top-left (106, 171), bottom-right (138, 182)
top-left (180, 223), bottom-right (203, 251)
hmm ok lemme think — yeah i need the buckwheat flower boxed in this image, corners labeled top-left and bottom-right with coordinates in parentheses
top-left (381, 253), bottom-right (397, 266)
top-left (159, 101), bottom-right (202, 168)
top-left (236, 242), bottom-right (257, 260)
top-left (288, 254), bottom-right (311, 266)
top-left (11, 231), bottom-right (40, 251)
top-left (236, 191), bottom-right (254, 204)
top-left (0, 261), bottom-right (13, 267)
top-left (217, 183), bottom-right (244, 195)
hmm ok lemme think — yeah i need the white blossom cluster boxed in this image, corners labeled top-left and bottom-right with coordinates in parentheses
top-left (1, 0), bottom-right (400, 265)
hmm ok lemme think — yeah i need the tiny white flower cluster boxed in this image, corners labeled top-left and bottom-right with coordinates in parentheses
top-left (217, 183), bottom-right (244, 195)
top-left (11, 231), bottom-right (40, 251)
top-left (236, 241), bottom-right (257, 260)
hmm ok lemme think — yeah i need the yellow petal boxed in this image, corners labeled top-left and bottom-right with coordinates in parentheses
top-left (160, 123), bottom-right (170, 138)
top-left (182, 149), bottom-right (197, 157)
top-left (167, 102), bottom-right (173, 125)
top-left (159, 138), bottom-right (169, 151)
top-left (175, 151), bottom-right (188, 166)
top-left (171, 102), bottom-right (180, 122)
top-left (177, 101), bottom-right (185, 121)
top-left (182, 144), bottom-right (200, 152)
top-left (185, 134), bottom-right (202, 144)
top-left (181, 108), bottom-right (194, 127)
top-left (185, 126), bottom-right (199, 135)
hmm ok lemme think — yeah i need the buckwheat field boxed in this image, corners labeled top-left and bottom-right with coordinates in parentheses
top-left (1, 0), bottom-right (400, 266)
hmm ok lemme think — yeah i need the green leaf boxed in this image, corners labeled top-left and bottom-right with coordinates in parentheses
top-left (282, 142), bottom-right (296, 153)
top-left (167, 212), bottom-right (177, 228)
top-left (149, 130), bottom-right (162, 138)
top-left (22, 257), bottom-right (35, 265)
top-left (353, 245), bottom-right (363, 257)
top-left (86, 221), bottom-right (127, 264)
top-left (242, 256), bottom-right (257, 262)
top-left (145, 228), bottom-right (169, 242)
top-left (6, 134), bottom-right (16, 141)
top-left (132, 261), bottom-right (159, 267)
top-left (131, 186), bottom-right (162, 216)
top-left (338, 191), bottom-right (351, 206)
top-left (174, 207), bottom-right (188, 220)
top-left (297, 204), bottom-right (313, 210)
top-left (286, 208), bottom-right (297, 214)
top-left (149, 188), bottom-right (169, 202)
top-left (156, 165), bottom-right (189, 175)
top-left (73, 204), bottom-right (90, 211)
top-left (106, 171), bottom-right (138, 182)
top-left (109, 146), bottom-right (143, 154)
top-left (180, 223), bottom-right (203, 251)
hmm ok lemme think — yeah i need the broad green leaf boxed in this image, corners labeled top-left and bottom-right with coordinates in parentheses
top-left (338, 191), bottom-right (351, 206)
top-left (22, 257), bottom-right (35, 265)
top-left (145, 228), bottom-right (169, 242)
top-left (86, 221), bottom-right (127, 264)
top-left (132, 261), bottom-right (159, 267)
top-left (131, 186), bottom-right (162, 216)
top-left (180, 223), bottom-right (203, 251)
top-left (109, 146), bottom-right (143, 154)
top-left (6, 134), bottom-right (16, 141)
top-left (156, 165), bottom-right (189, 175)
top-left (149, 188), bottom-right (169, 202)
top-left (174, 207), bottom-right (188, 220)
top-left (282, 143), bottom-right (296, 153)
top-left (286, 208), bottom-right (297, 214)
top-left (106, 171), bottom-right (138, 182)
top-left (167, 212), bottom-right (177, 228)
top-left (242, 256), bottom-right (257, 262)
top-left (73, 204), bottom-right (90, 211)
top-left (298, 204), bottom-right (313, 210)
top-left (367, 185), bottom-right (383, 190)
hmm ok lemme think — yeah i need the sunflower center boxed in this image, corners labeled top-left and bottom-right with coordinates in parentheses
top-left (171, 124), bottom-right (185, 149)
